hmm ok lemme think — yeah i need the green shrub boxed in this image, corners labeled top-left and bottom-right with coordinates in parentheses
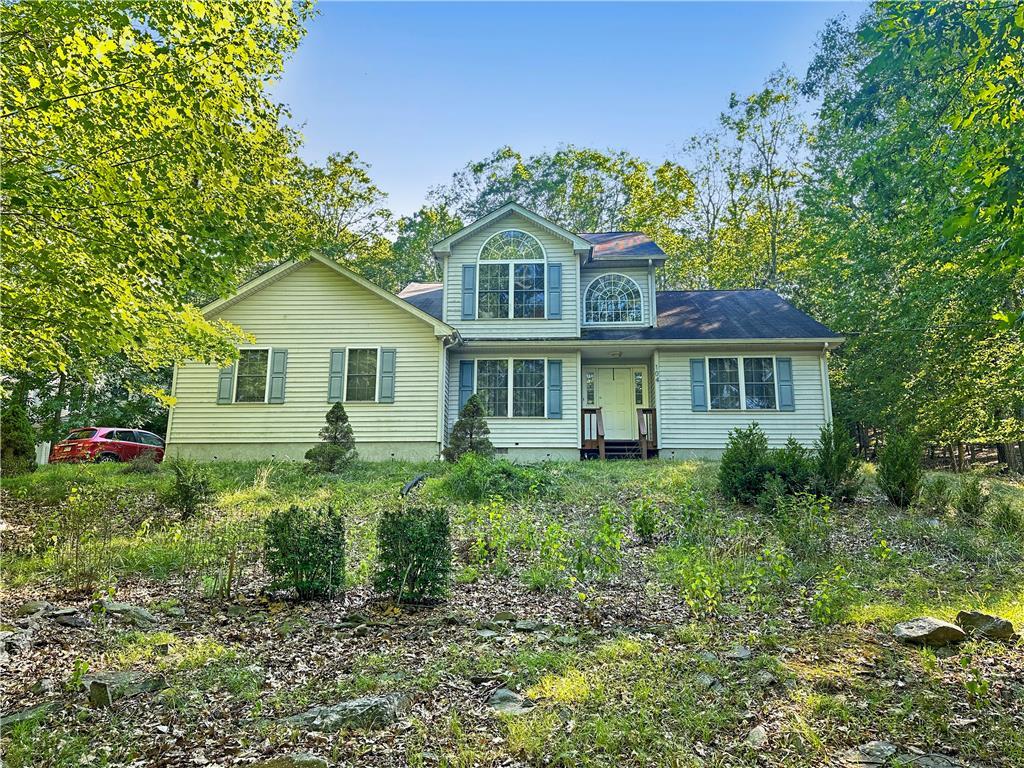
top-left (443, 394), bottom-right (494, 462)
top-left (305, 402), bottom-right (356, 472)
top-left (777, 493), bottom-right (832, 561)
top-left (1, 399), bottom-right (36, 476)
top-left (631, 495), bottom-right (661, 542)
top-left (444, 453), bottom-right (544, 502)
top-left (953, 474), bottom-right (989, 525)
top-left (916, 475), bottom-right (953, 516)
top-left (990, 498), bottom-right (1024, 534)
top-left (571, 504), bottom-right (626, 583)
top-left (719, 424), bottom-right (771, 503)
top-left (756, 474), bottom-right (788, 516)
top-left (524, 520), bottom-right (571, 591)
top-left (771, 438), bottom-right (816, 494)
top-left (264, 505), bottom-right (346, 600)
top-left (876, 432), bottom-right (922, 508)
top-left (164, 460), bottom-right (212, 520)
top-left (468, 497), bottom-right (513, 575)
top-left (809, 565), bottom-right (855, 625)
top-left (813, 422), bottom-right (862, 500)
top-left (374, 502), bottom-right (451, 602)
top-left (124, 453), bottom-right (161, 474)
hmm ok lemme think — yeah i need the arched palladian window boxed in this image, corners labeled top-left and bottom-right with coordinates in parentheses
top-left (584, 274), bottom-right (643, 324)
top-left (478, 229), bottom-right (545, 319)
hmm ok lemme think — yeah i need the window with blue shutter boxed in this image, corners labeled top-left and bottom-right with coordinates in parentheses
top-left (327, 349), bottom-right (346, 403)
top-left (461, 264), bottom-right (476, 320)
top-left (547, 264), bottom-right (562, 319)
top-left (378, 349), bottom-right (396, 403)
top-left (547, 359), bottom-right (562, 418)
top-left (267, 349), bottom-right (288, 403)
top-left (458, 360), bottom-right (475, 413)
top-left (690, 358), bottom-right (707, 412)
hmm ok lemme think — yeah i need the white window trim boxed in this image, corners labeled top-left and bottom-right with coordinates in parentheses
top-left (343, 346), bottom-right (381, 404)
top-left (234, 346), bottom-right (272, 404)
top-left (580, 365), bottom-right (649, 408)
top-left (705, 354), bottom-right (781, 412)
top-left (475, 229), bottom-right (548, 321)
top-left (472, 356), bottom-right (548, 419)
top-left (582, 272), bottom-right (645, 327)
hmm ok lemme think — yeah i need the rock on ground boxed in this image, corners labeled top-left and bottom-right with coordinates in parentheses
top-left (487, 687), bottom-right (535, 715)
top-left (0, 702), bottom-right (58, 728)
top-left (892, 617), bottom-right (966, 647)
top-left (744, 724), bottom-right (768, 748)
top-left (86, 671), bottom-right (167, 708)
top-left (955, 610), bottom-right (1014, 640)
top-left (282, 692), bottom-right (412, 731)
top-left (250, 754), bottom-right (328, 768)
top-left (93, 600), bottom-right (158, 627)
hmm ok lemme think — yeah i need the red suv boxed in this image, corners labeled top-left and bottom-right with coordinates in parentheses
top-left (49, 427), bottom-right (165, 464)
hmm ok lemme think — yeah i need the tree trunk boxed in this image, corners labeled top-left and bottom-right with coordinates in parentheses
top-left (956, 443), bottom-right (966, 472)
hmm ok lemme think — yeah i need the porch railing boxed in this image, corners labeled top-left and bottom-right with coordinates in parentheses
top-left (581, 407), bottom-right (605, 459)
top-left (637, 407), bottom-right (657, 460)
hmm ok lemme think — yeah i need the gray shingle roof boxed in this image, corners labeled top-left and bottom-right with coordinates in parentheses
top-left (583, 290), bottom-right (840, 341)
top-left (578, 232), bottom-right (665, 261)
top-left (398, 284), bottom-right (840, 341)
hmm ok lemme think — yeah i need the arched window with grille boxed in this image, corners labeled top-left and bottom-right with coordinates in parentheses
top-left (584, 273), bottom-right (643, 324)
top-left (477, 229), bottom-right (546, 319)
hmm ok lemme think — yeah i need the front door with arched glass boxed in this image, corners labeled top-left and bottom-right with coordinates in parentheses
top-left (581, 365), bottom-right (648, 440)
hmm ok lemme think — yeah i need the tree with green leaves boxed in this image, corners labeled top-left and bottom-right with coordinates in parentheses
top-left (443, 394), bottom-right (493, 462)
top-left (1, 0), bottom-right (312, 389)
top-left (305, 402), bottom-right (357, 473)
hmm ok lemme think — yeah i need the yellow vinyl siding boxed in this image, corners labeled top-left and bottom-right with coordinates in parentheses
top-left (447, 350), bottom-right (580, 449)
top-left (656, 349), bottom-right (828, 449)
top-left (168, 260), bottom-right (442, 449)
top-left (445, 212), bottom-right (579, 338)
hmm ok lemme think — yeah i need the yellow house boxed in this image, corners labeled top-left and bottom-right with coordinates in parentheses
top-left (166, 203), bottom-right (842, 461)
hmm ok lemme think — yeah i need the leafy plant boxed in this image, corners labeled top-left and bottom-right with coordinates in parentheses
top-left (374, 502), bottom-right (451, 603)
top-left (777, 493), bottom-right (832, 561)
top-left (0, 398), bottom-right (36, 476)
top-left (305, 402), bottom-right (357, 473)
top-left (916, 475), bottom-right (953, 517)
top-left (443, 394), bottom-right (494, 462)
top-left (524, 520), bottom-right (571, 592)
top-left (771, 437), bottom-right (815, 494)
top-left (809, 565), bottom-right (855, 625)
top-left (876, 432), bottom-right (922, 508)
top-left (719, 423), bottom-right (771, 504)
top-left (468, 497), bottom-right (513, 575)
top-left (164, 460), bottom-right (213, 521)
top-left (813, 422), bottom-right (861, 500)
top-left (444, 454), bottom-right (544, 502)
top-left (264, 505), bottom-right (346, 600)
top-left (990, 498), bottom-right (1024, 535)
top-left (631, 495), bottom-right (661, 543)
top-left (953, 473), bottom-right (989, 526)
top-left (755, 474), bottom-right (788, 516)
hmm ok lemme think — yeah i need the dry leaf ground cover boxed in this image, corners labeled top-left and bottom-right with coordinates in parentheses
top-left (1, 459), bottom-right (1022, 767)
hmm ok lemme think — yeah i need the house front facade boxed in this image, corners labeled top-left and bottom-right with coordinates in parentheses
top-left (166, 203), bottom-right (842, 462)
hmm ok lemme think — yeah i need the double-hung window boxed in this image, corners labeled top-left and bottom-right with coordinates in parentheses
top-left (235, 348), bottom-right (270, 403)
top-left (478, 230), bottom-right (545, 319)
top-left (345, 348), bottom-right (378, 402)
top-left (475, 358), bottom-right (546, 417)
top-left (707, 357), bottom-right (778, 410)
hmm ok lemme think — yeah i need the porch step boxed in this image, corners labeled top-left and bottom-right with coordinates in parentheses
top-left (581, 440), bottom-right (658, 461)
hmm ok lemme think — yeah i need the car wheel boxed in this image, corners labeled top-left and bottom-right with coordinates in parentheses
top-left (96, 453), bottom-right (120, 463)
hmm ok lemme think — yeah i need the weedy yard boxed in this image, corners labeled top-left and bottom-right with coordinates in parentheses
top-left (1, 458), bottom-right (1022, 768)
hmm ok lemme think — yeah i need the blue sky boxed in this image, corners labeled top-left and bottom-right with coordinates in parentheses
top-left (273, 1), bottom-right (867, 217)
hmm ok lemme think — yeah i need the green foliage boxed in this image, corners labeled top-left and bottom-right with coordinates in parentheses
top-left (755, 474), bottom-right (788, 517)
top-left (164, 460), bottom-right (213, 521)
top-left (719, 424), bottom-right (771, 504)
top-left (813, 422), bottom-right (862, 501)
top-left (776, 493), bottom-right (832, 561)
top-left (0, 398), bottom-right (36, 476)
top-left (2, 0), bottom-right (313, 379)
top-left (468, 498), bottom-right (514, 575)
top-left (305, 402), bottom-right (357, 472)
top-left (771, 437), bottom-right (816, 494)
top-left (374, 502), bottom-right (451, 603)
top-left (264, 505), bottom-right (346, 600)
top-left (524, 520), bottom-right (572, 592)
top-left (876, 433), bottom-right (922, 508)
top-left (916, 475), bottom-right (953, 517)
top-left (631, 495), bottom-right (661, 543)
top-left (444, 454), bottom-right (543, 502)
top-left (124, 453), bottom-right (161, 475)
top-left (990, 498), bottom-right (1024, 535)
top-left (809, 565), bottom-right (855, 625)
top-left (953, 474), bottom-right (990, 526)
top-left (443, 394), bottom-right (494, 463)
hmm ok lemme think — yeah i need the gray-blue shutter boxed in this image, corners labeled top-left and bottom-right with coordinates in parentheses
top-left (547, 263), bottom-right (562, 319)
top-left (268, 349), bottom-right (288, 403)
top-left (217, 364), bottom-right (235, 404)
top-left (547, 359), bottom-right (562, 418)
top-left (378, 348), bottom-right (396, 403)
top-left (777, 357), bottom-right (795, 411)
top-left (458, 360), bottom-right (474, 413)
top-left (328, 349), bottom-right (346, 403)
top-left (690, 358), bottom-right (707, 412)
top-left (461, 264), bottom-right (476, 320)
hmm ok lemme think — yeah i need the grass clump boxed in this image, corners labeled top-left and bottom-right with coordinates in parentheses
top-left (163, 460), bottom-right (212, 520)
top-left (443, 453), bottom-right (547, 502)
top-left (264, 504), bottom-right (346, 600)
top-left (953, 473), bottom-right (989, 526)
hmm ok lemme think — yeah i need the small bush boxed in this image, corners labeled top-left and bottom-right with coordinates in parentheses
top-left (809, 565), bottom-right (855, 625)
top-left (813, 422), bottom-right (862, 501)
top-left (876, 432), bottom-right (922, 508)
top-left (264, 505), bottom-right (346, 600)
top-left (916, 475), bottom-right (953, 516)
top-left (777, 493), bottom-right (832, 561)
top-left (571, 504), bottom-right (626, 583)
top-left (631, 495), bottom-right (661, 542)
top-left (165, 460), bottom-right (212, 520)
top-left (374, 502), bottom-right (451, 602)
top-left (991, 498), bottom-right (1024, 534)
top-left (1, 399), bottom-right (36, 476)
top-left (719, 424), bottom-right (771, 504)
top-left (305, 402), bottom-right (356, 472)
top-left (124, 453), bottom-right (161, 474)
top-left (444, 453), bottom-right (544, 502)
top-left (443, 394), bottom-right (494, 462)
top-left (468, 497), bottom-right (513, 575)
top-left (524, 520), bottom-right (571, 591)
top-left (756, 474), bottom-right (788, 516)
top-left (771, 438), bottom-right (816, 494)
top-left (953, 474), bottom-right (989, 525)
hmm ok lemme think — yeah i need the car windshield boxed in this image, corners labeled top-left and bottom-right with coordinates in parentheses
top-left (63, 429), bottom-right (97, 441)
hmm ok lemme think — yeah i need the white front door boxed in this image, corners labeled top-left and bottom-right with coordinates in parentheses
top-left (582, 366), bottom-right (647, 440)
